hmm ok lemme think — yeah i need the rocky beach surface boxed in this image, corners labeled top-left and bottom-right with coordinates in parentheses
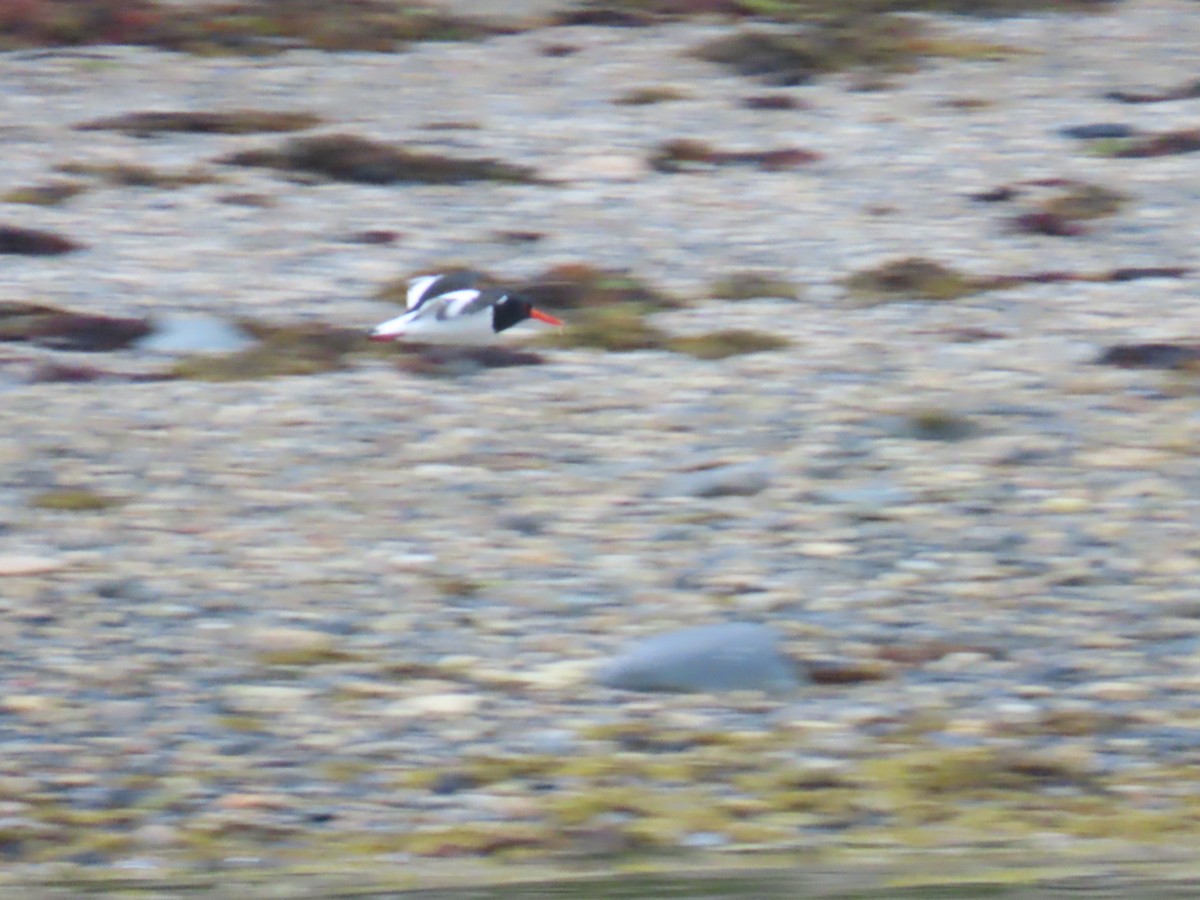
top-left (2, 0), bottom-right (1200, 893)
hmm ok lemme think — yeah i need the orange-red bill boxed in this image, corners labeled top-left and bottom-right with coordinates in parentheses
top-left (531, 308), bottom-right (563, 326)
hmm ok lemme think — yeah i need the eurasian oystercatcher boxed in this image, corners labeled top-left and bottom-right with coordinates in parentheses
top-left (369, 271), bottom-right (563, 344)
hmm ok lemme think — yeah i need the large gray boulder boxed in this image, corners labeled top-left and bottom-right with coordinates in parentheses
top-left (597, 622), bottom-right (802, 694)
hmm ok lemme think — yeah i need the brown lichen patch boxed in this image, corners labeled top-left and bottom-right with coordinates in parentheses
top-left (538, 305), bottom-right (670, 353)
top-left (26, 362), bottom-right (109, 384)
top-left (403, 823), bottom-right (554, 858)
top-left (494, 229), bottom-right (545, 244)
top-left (666, 329), bottom-right (789, 359)
top-left (843, 257), bottom-right (986, 305)
top-left (0, 1), bottom-right (503, 54)
top-left (740, 93), bottom-right (806, 110)
top-left (876, 641), bottom-right (1000, 667)
top-left (0, 224), bottom-right (81, 255)
top-left (516, 264), bottom-right (684, 312)
top-left (28, 489), bottom-right (121, 512)
top-left (969, 266), bottom-right (1186, 291)
top-left (216, 192), bottom-right (277, 208)
top-left (902, 407), bottom-right (979, 442)
top-left (709, 272), bottom-right (800, 301)
top-left (1039, 182), bottom-right (1125, 221)
top-left (170, 322), bottom-right (360, 381)
top-left (341, 229), bottom-right (400, 245)
top-left (570, 0), bottom-right (1113, 24)
top-left (56, 161), bottom-right (221, 189)
top-left (613, 85), bottom-right (691, 106)
top-left (806, 660), bottom-right (893, 684)
top-left (0, 303), bottom-right (151, 351)
top-left (76, 109), bottom-right (321, 136)
top-left (1105, 78), bottom-right (1200, 104)
top-left (972, 178), bottom-right (1126, 237)
top-left (863, 747), bottom-right (1098, 801)
top-left (1010, 211), bottom-right (1087, 237)
top-left (2, 181), bottom-right (88, 206)
top-left (1095, 343), bottom-right (1200, 370)
top-left (1016, 710), bottom-right (1133, 738)
top-left (1106, 128), bottom-right (1200, 159)
top-left (651, 138), bottom-right (819, 172)
top-left (940, 96), bottom-right (993, 111)
top-left (693, 17), bottom-right (931, 86)
top-left (394, 345), bottom-right (545, 377)
top-left (221, 134), bottom-right (539, 185)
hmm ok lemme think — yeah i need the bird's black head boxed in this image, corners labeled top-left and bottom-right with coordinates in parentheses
top-left (491, 294), bottom-right (533, 333)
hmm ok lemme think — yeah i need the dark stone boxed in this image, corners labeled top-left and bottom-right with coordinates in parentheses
top-left (1060, 123), bottom-right (1135, 140)
top-left (0, 225), bottom-right (81, 255)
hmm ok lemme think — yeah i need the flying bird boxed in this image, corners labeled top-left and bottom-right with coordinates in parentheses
top-left (369, 271), bottom-right (562, 344)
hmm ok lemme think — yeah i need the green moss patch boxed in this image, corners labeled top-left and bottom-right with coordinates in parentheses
top-left (709, 272), bottom-right (800, 301)
top-left (222, 133), bottom-right (540, 185)
top-left (516, 263), bottom-right (684, 312)
top-left (539, 308), bottom-right (787, 359)
top-left (76, 109), bottom-right (321, 136)
top-left (614, 85), bottom-right (692, 106)
top-left (693, 17), bottom-right (926, 86)
top-left (539, 305), bottom-right (670, 352)
top-left (0, 1), bottom-right (503, 55)
top-left (693, 15), bottom-right (1020, 86)
top-left (56, 161), bottom-right (221, 189)
top-left (29, 489), bottom-right (121, 511)
top-left (901, 406), bottom-right (979, 441)
top-left (667, 329), bottom-right (788, 359)
top-left (170, 323), bottom-right (362, 381)
top-left (843, 257), bottom-right (987, 304)
top-left (2, 181), bottom-right (88, 206)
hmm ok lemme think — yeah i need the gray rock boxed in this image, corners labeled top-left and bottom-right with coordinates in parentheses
top-left (135, 314), bottom-right (256, 355)
top-left (658, 461), bottom-right (773, 498)
top-left (597, 622), bottom-right (802, 694)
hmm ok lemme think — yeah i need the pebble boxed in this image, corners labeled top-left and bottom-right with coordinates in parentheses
top-left (596, 622), bottom-right (802, 694)
top-left (220, 685), bottom-right (313, 716)
top-left (389, 692), bottom-right (484, 717)
top-left (0, 554), bottom-right (64, 576)
top-left (657, 460), bottom-right (774, 498)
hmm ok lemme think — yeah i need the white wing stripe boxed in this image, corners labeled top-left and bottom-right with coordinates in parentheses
top-left (406, 275), bottom-right (442, 310)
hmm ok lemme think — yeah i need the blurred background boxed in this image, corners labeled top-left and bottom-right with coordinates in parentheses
top-left (1, 0), bottom-right (1199, 896)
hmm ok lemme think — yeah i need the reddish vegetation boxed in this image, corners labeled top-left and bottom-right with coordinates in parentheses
top-left (223, 134), bottom-right (539, 185)
top-left (741, 94), bottom-right (806, 110)
top-left (22, 314), bottom-right (152, 351)
top-left (1010, 211), bottom-right (1086, 237)
top-left (652, 138), bottom-right (819, 172)
top-left (0, 225), bottom-right (81, 255)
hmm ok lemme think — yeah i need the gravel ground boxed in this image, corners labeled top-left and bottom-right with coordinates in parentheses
top-left (2, 0), bottom-right (1200, 891)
